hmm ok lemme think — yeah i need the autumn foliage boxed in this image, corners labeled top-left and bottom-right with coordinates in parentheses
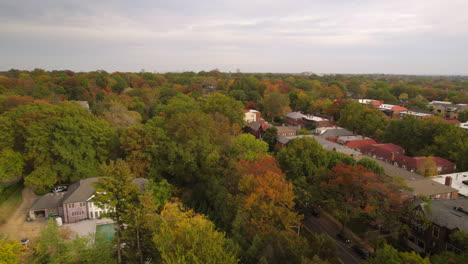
top-left (235, 156), bottom-right (302, 237)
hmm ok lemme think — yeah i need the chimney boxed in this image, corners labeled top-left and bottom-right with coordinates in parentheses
top-left (445, 176), bottom-right (453, 187)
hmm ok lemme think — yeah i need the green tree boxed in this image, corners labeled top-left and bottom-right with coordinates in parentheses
top-left (309, 233), bottom-right (337, 261)
top-left (93, 160), bottom-right (139, 264)
top-left (0, 149), bottom-right (24, 183)
top-left (153, 201), bottom-right (239, 264)
top-left (458, 110), bottom-right (468, 122)
top-left (364, 244), bottom-right (400, 264)
top-left (230, 134), bottom-right (269, 161)
top-left (357, 158), bottom-right (385, 175)
top-left (33, 220), bottom-right (65, 264)
top-left (263, 92), bottom-right (290, 121)
top-left (262, 127), bottom-right (278, 152)
top-left (200, 93), bottom-right (245, 127)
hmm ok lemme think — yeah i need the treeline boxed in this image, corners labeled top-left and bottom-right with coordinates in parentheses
top-left (1, 69), bottom-right (467, 263)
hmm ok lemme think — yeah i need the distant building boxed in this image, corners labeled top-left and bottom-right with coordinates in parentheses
top-left (378, 104), bottom-right (408, 118)
top-left (399, 110), bottom-right (433, 119)
top-left (274, 125), bottom-right (297, 137)
top-left (243, 109), bottom-right (261, 123)
top-left (74, 101), bottom-right (90, 111)
top-left (429, 101), bottom-right (468, 119)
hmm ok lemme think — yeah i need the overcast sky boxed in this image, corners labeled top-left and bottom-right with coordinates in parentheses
top-left (1, 0), bottom-right (467, 74)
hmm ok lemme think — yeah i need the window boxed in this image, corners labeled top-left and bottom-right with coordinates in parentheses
top-left (72, 203), bottom-right (74, 208)
top-left (91, 212), bottom-right (93, 218)
top-left (433, 226), bottom-right (440, 238)
top-left (69, 204), bottom-right (72, 208)
top-left (408, 235), bottom-right (416, 243)
top-left (417, 239), bottom-right (425, 249)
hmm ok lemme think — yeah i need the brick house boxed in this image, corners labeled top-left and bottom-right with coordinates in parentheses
top-left (405, 198), bottom-right (467, 255)
top-left (274, 125), bottom-right (297, 137)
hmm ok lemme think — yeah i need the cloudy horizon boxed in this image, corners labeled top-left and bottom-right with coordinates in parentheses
top-left (1, 0), bottom-right (467, 75)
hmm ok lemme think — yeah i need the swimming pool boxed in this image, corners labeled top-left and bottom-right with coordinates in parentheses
top-left (95, 223), bottom-right (115, 241)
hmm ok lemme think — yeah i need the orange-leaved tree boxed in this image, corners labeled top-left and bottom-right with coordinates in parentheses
top-left (234, 155), bottom-right (302, 238)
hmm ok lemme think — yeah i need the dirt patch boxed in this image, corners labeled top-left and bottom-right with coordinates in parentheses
top-left (0, 187), bottom-right (44, 242)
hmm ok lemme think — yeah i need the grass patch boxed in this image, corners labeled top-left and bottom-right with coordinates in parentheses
top-left (0, 186), bottom-right (23, 224)
top-left (0, 181), bottom-right (23, 205)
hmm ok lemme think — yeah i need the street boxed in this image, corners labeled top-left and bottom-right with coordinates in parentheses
top-left (303, 216), bottom-right (362, 264)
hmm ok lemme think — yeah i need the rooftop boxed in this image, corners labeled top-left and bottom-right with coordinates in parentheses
top-left (421, 198), bottom-right (468, 232)
top-left (30, 192), bottom-right (66, 211)
top-left (432, 172), bottom-right (468, 197)
top-left (406, 179), bottom-right (458, 197)
top-left (285, 112), bottom-right (306, 119)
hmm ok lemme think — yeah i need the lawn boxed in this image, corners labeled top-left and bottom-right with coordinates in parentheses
top-left (0, 185), bottom-right (23, 224)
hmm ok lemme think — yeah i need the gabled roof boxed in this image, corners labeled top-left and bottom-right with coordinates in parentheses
top-left (246, 121), bottom-right (261, 131)
top-left (276, 135), bottom-right (289, 144)
top-left (63, 177), bottom-right (148, 204)
top-left (30, 192), bottom-right (66, 211)
top-left (420, 198), bottom-right (468, 232)
top-left (406, 179), bottom-right (457, 197)
top-left (320, 128), bottom-right (354, 137)
top-left (63, 178), bottom-right (99, 204)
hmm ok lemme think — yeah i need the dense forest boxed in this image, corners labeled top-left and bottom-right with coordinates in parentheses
top-left (0, 69), bottom-right (467, 263)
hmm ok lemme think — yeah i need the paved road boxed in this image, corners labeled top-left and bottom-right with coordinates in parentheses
top-left (303, 216), bottom-right (362, 264)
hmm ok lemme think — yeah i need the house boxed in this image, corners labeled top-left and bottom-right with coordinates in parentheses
top-left (357, 99), bottom-right (383, 108)
top-left (244, 119), bottom-right (270, 139)
top-left (29, 177), bottom-right (148, 223)
top-left (343, 138), bottom-right (378, 150)
top-left (315, 127), bottom-right (354, 138)
top-left (395, 156), bottom-right (456, 175)
top-left (405, 198), bottom-right (468, 255)
top-left (378, 104), bottom-right (408, 119)
top-left (274, 125), bottom-right (297, 137)
top-left (303, 115), bottom-right (333, 128)
top-left (74, 101), bottom-right (90, 111)
top-left (429, 101), bottom-right (468, 119)
top-left (405, 179), bottom-right (458, 200)
top-left (358, 143), bottom-right (405, 162)
top-left (432, 172), bottom-right (468, 197)
top-left (284, 112), bottom-right (307, 126)
top-left (399, 110), bottom-right (433, 119)
top-left (243, 109), bottom-right (261, 123)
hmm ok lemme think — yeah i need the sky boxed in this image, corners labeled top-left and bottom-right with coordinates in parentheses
top-left (1, 0), bottom-right (467, 75)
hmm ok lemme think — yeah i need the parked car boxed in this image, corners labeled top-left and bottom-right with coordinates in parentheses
top-left (336, 232), bottom-right (351, 243)
top-left (352, 245), bottom-right (371, 259)
top-left (52, 186), bottom-right (67, 193)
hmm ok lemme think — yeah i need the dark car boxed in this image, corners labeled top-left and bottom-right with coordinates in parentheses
top-left (352, 245), bottom-right (371, 259)
top-left (336, 232), bottom-right (351, 243)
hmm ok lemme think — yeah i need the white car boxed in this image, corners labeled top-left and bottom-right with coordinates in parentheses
top-left (52, 186), bottom-right (67, 193)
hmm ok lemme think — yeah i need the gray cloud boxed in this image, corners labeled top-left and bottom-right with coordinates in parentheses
top-left (0, 0), bottom-right (467, 74)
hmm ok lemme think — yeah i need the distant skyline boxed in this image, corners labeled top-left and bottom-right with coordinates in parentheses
top-left (1, 0), bottom-right (468, 75)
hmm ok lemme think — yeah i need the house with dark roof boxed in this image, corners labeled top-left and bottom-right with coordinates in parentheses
top-left (405, 198), bottom-right (468, 255)
top-left (29, 177), bottom-right (148, 223)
